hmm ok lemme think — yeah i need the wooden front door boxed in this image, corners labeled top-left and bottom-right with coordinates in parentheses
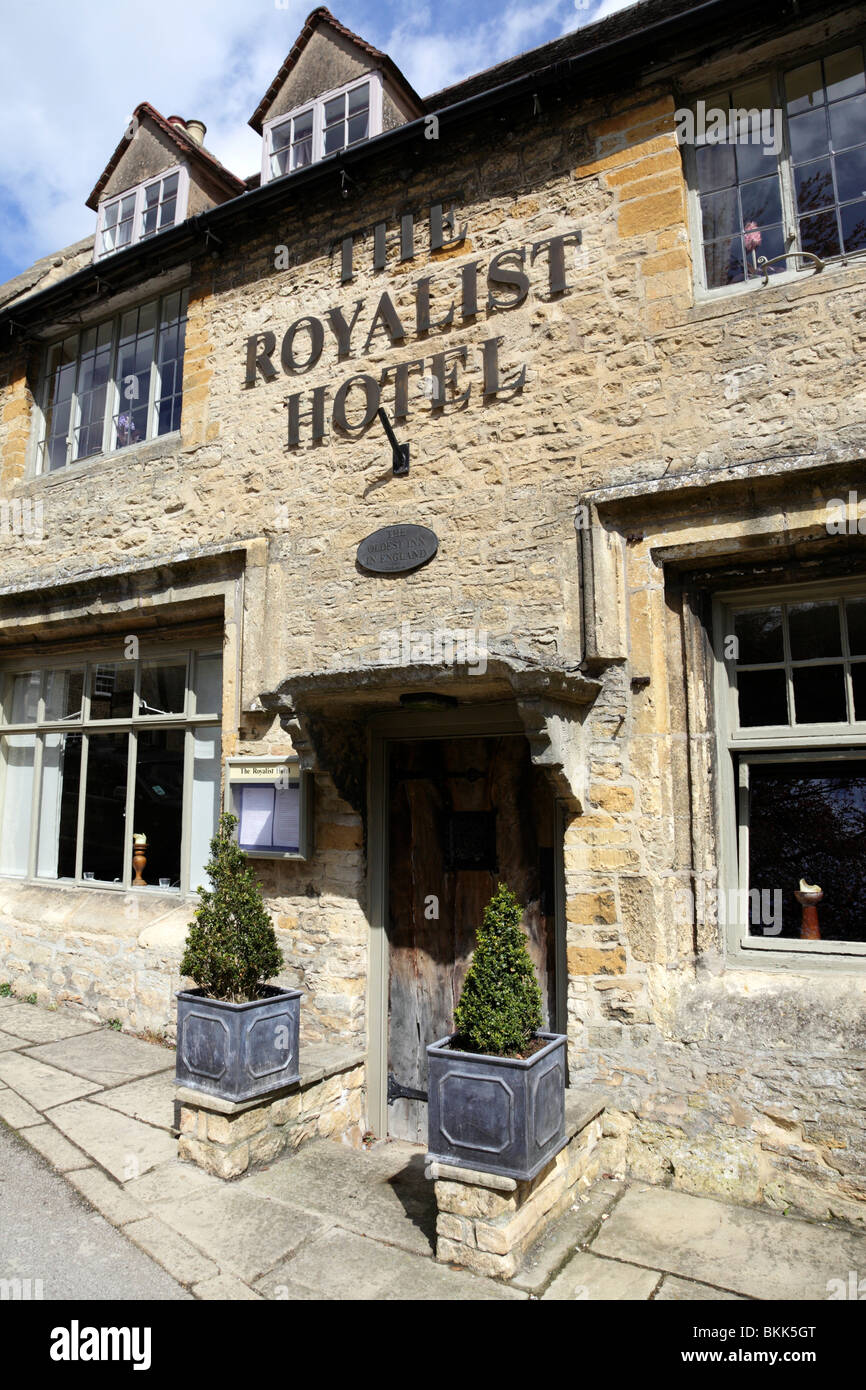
top-left (386, 734), bottom-right (557, 1143)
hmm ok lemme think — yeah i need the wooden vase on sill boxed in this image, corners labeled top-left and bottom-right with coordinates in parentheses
top-left (132, 842), bottom-right (147, 887)
top-left (794, 881), bottom-right (823, 940)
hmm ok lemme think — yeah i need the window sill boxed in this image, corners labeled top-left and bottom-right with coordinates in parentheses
top-left (30, 432), bottom-right (181, 486)
top-left (689, 254), bottom-right (866, 317)
top-left (736, 935), bottom-right (866, 963)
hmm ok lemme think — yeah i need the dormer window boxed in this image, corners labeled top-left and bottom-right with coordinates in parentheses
top-left (95, 168), bottom-right (189, 260)
top-left (262, 74), bottom-right (382, 183)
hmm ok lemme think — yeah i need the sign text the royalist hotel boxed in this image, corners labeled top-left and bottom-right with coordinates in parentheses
top-left (243, 202), bottom-right (582, 447)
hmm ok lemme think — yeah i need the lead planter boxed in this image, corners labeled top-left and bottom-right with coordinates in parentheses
top-left (175, 986), bottom-right (301, 1103)
top-left (426, 1030), bottom-right (567, 1181)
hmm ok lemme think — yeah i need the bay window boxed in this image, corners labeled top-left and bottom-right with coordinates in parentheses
top-left (37, 289), bottom-right (187, 472)
top-left (688, 40), bottom-right (866, 290)
top-left (717, 583), bottom-right (866, 956)
top-left (0, 647), bottom-right (222, 895)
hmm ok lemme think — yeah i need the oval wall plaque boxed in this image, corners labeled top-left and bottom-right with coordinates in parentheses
top-left (357, 524), bottom-right (439, 575)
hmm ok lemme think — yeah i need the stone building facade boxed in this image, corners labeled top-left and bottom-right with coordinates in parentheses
top-left (1, 1), bottom-right (865, 1221)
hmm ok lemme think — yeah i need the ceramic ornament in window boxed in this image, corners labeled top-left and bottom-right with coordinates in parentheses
top-left (132, 833), bottom-right (147, 886)
top-left (795, 878), bottom-right (822, 940)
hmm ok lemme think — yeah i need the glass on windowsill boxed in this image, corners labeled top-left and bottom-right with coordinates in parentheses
top-left (82, 872), bottom-right (95, 880)
top-left (159, 877), bottom-right (171, 889)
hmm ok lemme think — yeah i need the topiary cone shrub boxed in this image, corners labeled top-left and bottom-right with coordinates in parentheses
top-left (180, 812), bottom-right (283, 1003)
top-left (453, 882), bottom-right (543, 1057)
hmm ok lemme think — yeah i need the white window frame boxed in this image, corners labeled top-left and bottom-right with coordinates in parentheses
top-left (714, 576), bottom-right (866, 963)
top-left (0, 643), bottom-right (222, 897)
top-left (94, 165), bottom-right (190, 262)
top-left (261, 71), bottom-right (383, 184)
top-left (34, 288), bottom-right (188, 475)
top-left (684, 33), bottom-right (866, 298)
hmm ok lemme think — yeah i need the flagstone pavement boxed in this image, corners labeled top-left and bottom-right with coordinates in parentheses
top-left (1, 997), bottom-right (864, 1301)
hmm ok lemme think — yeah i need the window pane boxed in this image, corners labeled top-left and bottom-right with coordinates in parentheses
top-left (704, 236), bottom-right (744, 288)
top-left (792, 664), bottom-right (846, 722)
top-left (696, 142), bottom-right (737, 192)
top-left (132, 728), bottom-right (184, 887)
top-left (44, 669), bottom-right (84, 721)
top-left (835, 146), bottom-right (866, 204)
top-left (292, 136), bottom-right (312, 169)
top-left (743, 224), bottom-right (786, 278)
top-left (825, 47), bottom-right (865, 103)
top-left (0, 735), bottom-right (35, 874)
top-left (348, 83), bottom-right (369, 115)
top-left (89, 663), bottom-right (135, 719)
top-left (734, 138), bottom-right (778, 185)
top-left (829, 92), bottom-right (866, 151)
top-left (785, 60), bottom-right (824, 115)
top-left (4, 671), bottom-right (41, 724)
top-left (840, 200), bottom-right (866, 254)
top-left (734, 607), bottom-right (784, 663)
top-left (188, 727), bottom-right (221, 892)
top-left (852, 664), bottom-right (866, 720)
top-left (324, 122), bottom-right (345, 155)
top-left (193, 653), bottom-right (222, 714)
top-left (701, 188), bottom-right (738, 241)
top-left (794, 157), bottom-right (835, 213)
top-left (139, 661), bottom-right (186, 715)
top-left (789, 107), bottom-right (830, 163)
top-left (37, 731), bottom-right (81, 878)
top-left (800, 209), bottom-right (841, 258)
top-left (347, 113), bottom-right (368, 144)
top-left (788, 601), bottom-right (841, 659)
top-left (82, 732), bottom-right (127, 882)
top-left (747, 760), bottom-right (866, 941)
top-left (737, 668), bottom-right (788, 726)
top-left (845, 599), bottom-right (866, 654)
top-left (739, 175), bottom-right (782, 227)
top-left (324, 95), bottom-right (344, 125)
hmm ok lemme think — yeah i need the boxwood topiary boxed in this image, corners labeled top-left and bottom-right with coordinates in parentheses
top-left (454, 882), bottom-right (543, 1057)
top-left (180, 812), bottom-right (283, 1003)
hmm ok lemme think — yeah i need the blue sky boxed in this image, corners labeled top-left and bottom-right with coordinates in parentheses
top-left (0, 0), bottom-right (636, 286)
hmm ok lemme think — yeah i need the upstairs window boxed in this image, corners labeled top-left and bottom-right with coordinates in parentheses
top-left (262, 74), bottom-right (381, 183)
top-left (36, 289), bottom-right (188, 472)
top-left (96, 168), bottom-right (188, 260)
top-left (686, 41), bottom-right (866, 291)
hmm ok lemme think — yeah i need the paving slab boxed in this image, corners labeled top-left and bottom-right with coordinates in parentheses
top-left (0, 1051), bottom-right (102, 1110)
top-left (67, 1166), bottom-right (154, 1228)
top-left (655, 1275), bottom-right (746, 1301)
top-left (0, 1087), bottom-right (42, 1128)
top-left (46, 1099), bottom-right (177, 1182)
top-left (513, 1178), bottom-right (626, 1294)
top-left (591, 1185), bottom-right (866, 1300)
top-left (542, 1251), bottom-right (662, 1300)
top-left (0, 1030), bottom-right (30, 1052)
top-left (125, 1159), bottom-right (224, 1209)
top-left (154, 1187), bottom-right (324, 1283)
top-left (242, 1138), bottom-right (436, 1257)
top-left (20, 1123), bottom-right (91, 1172)
top-left (92, 1072), bottom-right (176, 1131)
top-left (123, 1216), bottom-right (220, 1286)
top-left (255, 1226), bottom-right (527, 1301)
top-left (26, 1029), bottom-right (174, 1087)
top-left (0, 1004), bottom-right (98, 1043)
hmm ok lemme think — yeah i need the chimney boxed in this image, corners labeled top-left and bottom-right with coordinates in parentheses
top-left (185, 119), bottom-right (207, 146)
top-left (167, 115), bottom-right (187, 132)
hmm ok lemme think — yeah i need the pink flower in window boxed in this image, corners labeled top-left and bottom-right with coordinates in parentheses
top-left (743, 221), bottom-right (762, 253)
